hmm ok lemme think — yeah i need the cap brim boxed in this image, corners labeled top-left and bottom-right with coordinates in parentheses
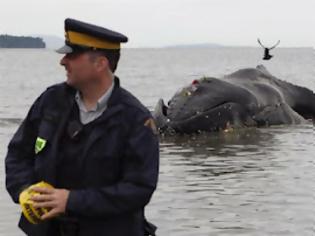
top-left (55, 44), bottom-right (73, 54)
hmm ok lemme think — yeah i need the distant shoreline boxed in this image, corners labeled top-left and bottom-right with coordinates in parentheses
top-left (0, 35), bottom-right (45, 48)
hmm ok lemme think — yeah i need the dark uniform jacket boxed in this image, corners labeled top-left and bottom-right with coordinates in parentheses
top-left (5, 77), bottom-right (159, 236)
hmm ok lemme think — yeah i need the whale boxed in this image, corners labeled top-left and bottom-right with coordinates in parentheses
top-left (153, 65), bottom-right (315, 134)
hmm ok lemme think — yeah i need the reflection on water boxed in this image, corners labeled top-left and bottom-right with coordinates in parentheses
top-left (147, 125), bottom-right (314, 236)
top-left (160, 128), bottom-right (273, 177)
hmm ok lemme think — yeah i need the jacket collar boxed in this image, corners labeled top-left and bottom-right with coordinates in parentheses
top-left (107, 76), bottom-right (122, 107)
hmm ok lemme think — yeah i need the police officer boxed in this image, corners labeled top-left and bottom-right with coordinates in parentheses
top-left (5, 18), bottom-right (159, 236)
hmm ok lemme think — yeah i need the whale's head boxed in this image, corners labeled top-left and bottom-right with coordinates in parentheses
top-left (153, 77), bottom-right (258, 134)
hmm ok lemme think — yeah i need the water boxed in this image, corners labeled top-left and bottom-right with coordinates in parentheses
top-left (0, 48), bottom-right (314, 235)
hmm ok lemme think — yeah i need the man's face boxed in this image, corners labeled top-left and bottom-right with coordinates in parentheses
top-left (60, 51), bottom-right (99, 88)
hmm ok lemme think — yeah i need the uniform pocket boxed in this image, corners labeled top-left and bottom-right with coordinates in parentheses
top-left (33, 118), bottom-right (58, 181)
top-left (83, 127), bottom-right (125, 185)
top-left (34, 119), bottom-right (55, 155)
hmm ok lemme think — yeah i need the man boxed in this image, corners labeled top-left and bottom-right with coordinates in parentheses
top-left (5, 18), bottom-right (159, 236)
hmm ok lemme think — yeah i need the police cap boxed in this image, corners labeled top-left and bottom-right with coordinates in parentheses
top-left (56, 18), bottom-right (128, 54)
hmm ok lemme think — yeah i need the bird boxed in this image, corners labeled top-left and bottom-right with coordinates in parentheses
top-left (257, 39), bottom-right (280, 60)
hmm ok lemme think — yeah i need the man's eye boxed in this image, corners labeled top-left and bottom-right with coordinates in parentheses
top-left (66, 52), bottom-right (82, 59)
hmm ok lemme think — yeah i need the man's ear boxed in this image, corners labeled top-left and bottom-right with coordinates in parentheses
top-left (95, 56), bottom-right (109, 72)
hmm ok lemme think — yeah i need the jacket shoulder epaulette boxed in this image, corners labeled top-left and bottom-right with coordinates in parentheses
top-left (119, 87), bottom-right (150, 114)
top-left (118, 87), bottom-right (152, 126)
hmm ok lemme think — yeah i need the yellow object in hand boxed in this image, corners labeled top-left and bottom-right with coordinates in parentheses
top-left (19, 181), bottom-right (53, 224)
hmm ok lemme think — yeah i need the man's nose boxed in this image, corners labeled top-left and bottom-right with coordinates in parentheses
top-left (60, 55), bottom-right (67, 66)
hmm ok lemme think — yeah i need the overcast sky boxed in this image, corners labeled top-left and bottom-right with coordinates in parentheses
top-left (0, 0), bottom-right (314, 48)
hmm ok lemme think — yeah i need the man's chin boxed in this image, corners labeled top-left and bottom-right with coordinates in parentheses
top-left (66, 78), bottom-right (84, 91)
top-left (66, 79), bottom-right (73, 85)
top-left (66, 78), bottom-right (77, 88)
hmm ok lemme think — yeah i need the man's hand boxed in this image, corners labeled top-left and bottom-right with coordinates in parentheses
top-left (30, 187), bottom-right (70, 220)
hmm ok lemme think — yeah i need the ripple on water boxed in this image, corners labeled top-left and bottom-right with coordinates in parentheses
top-left (148, 125), bottom-right (315, 235)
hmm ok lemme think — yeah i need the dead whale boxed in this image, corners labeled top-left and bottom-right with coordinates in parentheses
top-left (153, 65), bottom-right (315, 134)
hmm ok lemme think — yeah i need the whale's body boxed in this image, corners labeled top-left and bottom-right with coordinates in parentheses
top-left (153, 65), bottom-right (315, 134)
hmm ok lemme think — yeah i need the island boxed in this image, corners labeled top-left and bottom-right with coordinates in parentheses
top-left (0, 34), bottom-right (46, 48)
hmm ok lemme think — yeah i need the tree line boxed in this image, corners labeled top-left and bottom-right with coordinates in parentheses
top-left (0, 35), bottom-right (45, 48)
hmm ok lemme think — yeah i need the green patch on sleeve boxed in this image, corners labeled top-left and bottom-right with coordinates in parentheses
top-left (35, 137), bottom-right (47, 154)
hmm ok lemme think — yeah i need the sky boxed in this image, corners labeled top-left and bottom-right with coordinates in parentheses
top-left (0, 0), bottom-right (314, 48)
